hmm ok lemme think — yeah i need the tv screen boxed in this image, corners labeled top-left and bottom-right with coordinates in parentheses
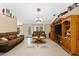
top-left (55, 24), bottom-right (62, 35)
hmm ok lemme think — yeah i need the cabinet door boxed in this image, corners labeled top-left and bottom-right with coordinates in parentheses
top-left (76, 22), bottom-right (79, 55)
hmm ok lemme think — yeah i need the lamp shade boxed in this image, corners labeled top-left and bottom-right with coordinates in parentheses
top-left (35, 17), bottom-right (43, 23)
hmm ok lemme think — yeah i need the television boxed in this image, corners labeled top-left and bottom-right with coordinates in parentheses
top-left (55, 24), bottom-right (62, 35)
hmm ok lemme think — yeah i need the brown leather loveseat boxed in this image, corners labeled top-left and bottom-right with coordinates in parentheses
top-left (0, 32), bottom-right (24, 52)
top-left (32, 31), bottom-right (46, 43)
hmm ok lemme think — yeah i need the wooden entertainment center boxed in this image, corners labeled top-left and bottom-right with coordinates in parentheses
top-left (50, 6), bottom-right (79, 55)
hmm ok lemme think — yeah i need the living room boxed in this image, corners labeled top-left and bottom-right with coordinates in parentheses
top-left (0, 1), bottom-right (79, 58)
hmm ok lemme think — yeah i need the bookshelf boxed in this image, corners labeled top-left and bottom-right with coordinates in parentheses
top-left (50, 15), bottom-right (79, 55)
top-left (50, 6), bottom-right (79, 55)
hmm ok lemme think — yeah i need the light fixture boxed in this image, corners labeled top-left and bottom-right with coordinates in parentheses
top-left (35, 8), bottom-right (42, 24)
top-left (37, 8), bottom-right (41, 12)
top-left (53, 14), bottom-right (56, 16)
top-left (35, 17), bottom-right (42, 23)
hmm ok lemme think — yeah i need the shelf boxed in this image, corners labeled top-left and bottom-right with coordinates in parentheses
top-left (65, 37), bottom-right (71, 40)
top-left (65, 25), bottom-right (70, 26)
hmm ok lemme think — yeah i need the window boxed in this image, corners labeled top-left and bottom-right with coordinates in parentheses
top-left (40, 26), bottom-right (43, 31)
top-left (36, 26), bottom-right (43, 31)
top-left (36, 27), bottom-right (39, 31)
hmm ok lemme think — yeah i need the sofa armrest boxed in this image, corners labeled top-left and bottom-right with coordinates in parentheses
top-left (0, 42), bottom-right (9, 52)
top-left (0, 41), bottom-right (8, 47)
top-left (0, 41), bottom-right (8, 46)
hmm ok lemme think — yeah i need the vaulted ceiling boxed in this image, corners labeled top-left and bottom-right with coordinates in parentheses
top-left (0, 3), bottom-right (73, 25)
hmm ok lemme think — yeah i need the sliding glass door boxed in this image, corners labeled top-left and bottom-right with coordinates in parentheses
top-left (36, 26), bottom-right (43, 31)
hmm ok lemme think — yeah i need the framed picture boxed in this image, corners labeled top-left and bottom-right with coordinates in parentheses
top-left (6, 8), bottom-right (10, 16)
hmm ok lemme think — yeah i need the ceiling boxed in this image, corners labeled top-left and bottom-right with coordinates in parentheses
top-left (0, 3), bottom-right (73, 25)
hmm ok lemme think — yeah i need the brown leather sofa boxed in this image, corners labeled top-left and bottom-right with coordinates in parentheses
top-left (32, 31), bottom-right (46, 43)
top-left (0, 32), bottom-right (24, 52)
top-left (32, 31), bottom-right (46, 39)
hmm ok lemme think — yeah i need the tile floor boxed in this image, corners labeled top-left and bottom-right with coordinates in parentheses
top-left (0, 38), bottom-right (70, 56)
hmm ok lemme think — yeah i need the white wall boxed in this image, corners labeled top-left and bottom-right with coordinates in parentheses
top-left (0, 14), bottom-right (17, 33)
top-left (23, 24), bottom-right (50, 38)
top-left (23, 24), bottom-right (33, 37)
top-left (44, 24), bottom-right (50, 38)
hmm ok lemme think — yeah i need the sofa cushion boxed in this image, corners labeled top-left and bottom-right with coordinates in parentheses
top-left (40, 36), bottom-right (45, 39)
top-left (0, 33), bottom-right (7, 37)
top-left (8, 37), bottom-right (22, 46)
top-left (7, 35), bottom-right (17, 40)
top-left (0, 37), bottom-right (8, 41)
top-left (0, 37), bottom-right (8, 44)
top-left (0, 32), bottom-right (17, 40)
top-left (0, 40), bottom-right (8, 44)
top-left (8, 38), bottom-right (18, 46)
top-left (32, 36), bottom-right (38, 39)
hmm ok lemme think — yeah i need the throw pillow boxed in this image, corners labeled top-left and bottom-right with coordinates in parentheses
top-left (8, 35), bottom-right (17, 40)
top-left (0, 37), bottom-right (8, 41)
